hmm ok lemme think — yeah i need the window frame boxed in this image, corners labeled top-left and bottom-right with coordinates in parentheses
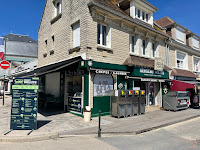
top-left (176, 50), bottom-right (188, 69)
top-left (152, 42), bottom-right (156, 58)
top-left (176, 27), bottom-right (185, 44)
top-left (97, 23), bottom-right (111, 48)
top-left (141, 38), bottom-right (147, 56)
top-left (72, 22), bottom-right (80, 48)
top-left (54, 0), bottom-right (62, 17)
top-left (193, 36), bottom-right (199, 49)
top-left (130, 35), bottom-right (135, 54)
top-left (193, 56), bottom-right (200, 72)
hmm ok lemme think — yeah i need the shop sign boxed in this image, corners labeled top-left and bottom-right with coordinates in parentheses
top-left (66, 69), bottom-right (84, 77)
top-left (10, 78), bottom-right (39, 130)
top-left (131, 67), bottom-right (169, 79)
top-left (68, 97), bottom-right (82, 113)
top-left (154, 57), bottom-right (164, 71)
top-left (94, 69), bottom-right (127, 76)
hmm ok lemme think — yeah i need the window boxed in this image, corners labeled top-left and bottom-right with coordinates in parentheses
top-left (72, 22), bottom-right (80, 48)
top-left (176, 51), bottom-right (187, 69)
top-left (97, 23), bottom-right (110, 47)
top-left (130, 35), bottom-right (135, 53)
top-left (146, 14), bottom-right (149, 22)
top-left (52, 36), bottom-right (55, 46)
top-left (152, 42), bottom-right (156, 57)
top-left (142, 12), bottom-right (145, 20)
top-left (193, 36), bottom-right (199, 49)
top-left (176, 27), bottom-right (185, 43)
top-left (193, 57), bottom-right (200, 72)
top-left (142, 39), bottom-right (146, 56)
top-left (138, 9), bottom-right (141, 18)
top-left (55, 0), bottom-right (61, 17)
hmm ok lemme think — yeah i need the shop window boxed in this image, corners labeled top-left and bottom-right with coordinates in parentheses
top-left (72, 22), bottom-right (80, 48)
top-left (93, 74), bottom-right (113, 96)
top-left (97, 23), bottom-right (111, 48)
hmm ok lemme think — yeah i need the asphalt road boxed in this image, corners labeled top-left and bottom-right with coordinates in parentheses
top-left (0, 117), bottom-right (200, 150)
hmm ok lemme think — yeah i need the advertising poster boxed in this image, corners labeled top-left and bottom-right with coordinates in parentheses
top-left (93, 74), bottom-right (113, 96)
top-left (68, 97), bottom-right (82, 113)
top-left (10, 78), bottom-right (39, 130)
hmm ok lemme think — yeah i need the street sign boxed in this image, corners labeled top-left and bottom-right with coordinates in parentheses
top-left (0, 60), bottom-right (10, 69)
top-left (10, 78), bottom-right (39, 130)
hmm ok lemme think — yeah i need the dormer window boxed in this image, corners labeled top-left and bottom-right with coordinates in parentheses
top-left (193, 36), bottom-right (199, 49)
top-left (176, 27), bottom-right (185, 44)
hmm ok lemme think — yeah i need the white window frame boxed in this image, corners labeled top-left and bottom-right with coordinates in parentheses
top-left (193, 36), bottom-right (199, 49)
top-left (141, 38), bottom-right (147, 56)
top-left (176, 50), bottom-right (188, 70)
top-left (97, 23), bottom-right (111, 48)
top-left (54, 0), bottom-right (62, 17)
top-left (193, 56), bottom-right (200, 72)
top-left (135, 7), bottom-right (149, 23)
top-left (176, 27), bottom-right (185, 44)
top-left (72, 22), bottom-right (80, 48)
top-left (130, 35), bottom-right (136, 54)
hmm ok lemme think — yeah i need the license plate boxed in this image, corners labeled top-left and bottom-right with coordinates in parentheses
top-left (180, 100), bottom-right (187, 105)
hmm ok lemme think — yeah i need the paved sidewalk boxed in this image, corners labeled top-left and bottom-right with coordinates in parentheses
top-left (0, 95), bottom-right (200, 142)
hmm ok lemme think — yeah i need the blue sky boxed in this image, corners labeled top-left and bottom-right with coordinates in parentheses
top-left (0, 0), bottom-right (199, 41)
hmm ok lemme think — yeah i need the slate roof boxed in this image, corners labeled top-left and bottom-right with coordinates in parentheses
top-left (123, 55), bottom-right (171, 70)
top-left (171, 68), bottom-right (198, 78)
top-left (4, 34), bottom-right (37, 43)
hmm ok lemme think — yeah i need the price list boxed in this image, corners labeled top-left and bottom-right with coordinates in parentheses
top-left (10, 78), bottom-right (39, 130)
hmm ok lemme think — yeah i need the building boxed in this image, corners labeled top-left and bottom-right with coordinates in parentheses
top-left (155, 17), bottom-right (200, 83)
top-left (37, 0), bottom-right (172, 117)
top-left (0, 33), bottom-right (38, 93)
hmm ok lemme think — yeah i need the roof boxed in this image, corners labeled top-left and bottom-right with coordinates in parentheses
top-left (6, 41), bottom-right (38, 58)
top-left (89, 0), bottom-right (169, 38)
top-left (4, 34), bottom-right (37, 43)
top-left (171, 68), bottom-right (198, 78)
top-left (123, 55), bottom-right (171, 70)
top-left (155, 17), bottom-right (200, 38)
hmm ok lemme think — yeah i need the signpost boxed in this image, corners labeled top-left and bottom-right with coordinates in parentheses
top-left (10, 78), bottom-right (39, 130)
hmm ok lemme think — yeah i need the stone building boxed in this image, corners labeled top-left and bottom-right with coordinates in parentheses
top-left (37, 0), bottom-right (171, 117)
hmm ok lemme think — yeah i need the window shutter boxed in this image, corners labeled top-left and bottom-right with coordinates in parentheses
top-left (176, 28), bottom-right (185, 42)
top-left (193, 37), bottom-right (199, 48)
top-left (73, 23), bottom-right (80, 48)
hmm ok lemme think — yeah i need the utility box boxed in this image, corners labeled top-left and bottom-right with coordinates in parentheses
top-left (111, 90), bottom-right (127, 118)
top-left (163, 91), bottom-right (190, 111)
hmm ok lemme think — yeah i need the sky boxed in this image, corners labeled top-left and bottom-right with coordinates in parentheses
top-left (0, 0), bottom-right (199, 41)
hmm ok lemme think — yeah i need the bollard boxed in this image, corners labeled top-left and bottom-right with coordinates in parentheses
top-left (98, 110), bottom-right (101, 137)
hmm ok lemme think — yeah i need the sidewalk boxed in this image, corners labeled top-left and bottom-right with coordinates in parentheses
top-left (0, 95), bottom-right (200, 142)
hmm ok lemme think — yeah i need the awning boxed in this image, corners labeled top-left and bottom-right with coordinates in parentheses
top-left (170, 80), bottom-right (195, 91)
top-left (12, 56), bottom-right (83, 78)
top-left (171, 68), bottom-right (198, 78)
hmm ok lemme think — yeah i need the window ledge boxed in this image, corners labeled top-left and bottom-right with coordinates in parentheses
top-left (68, 46), bottom-right (81, 53)
top-left (51, 13), bottom-right (62, 24)
top-left (97, 45), bottom-right (113, 52)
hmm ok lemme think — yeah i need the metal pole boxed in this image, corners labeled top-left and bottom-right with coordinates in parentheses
top-left (2, 38), bottom-right (6, 106)
top-left (98, 110), bottom-right (101, 137)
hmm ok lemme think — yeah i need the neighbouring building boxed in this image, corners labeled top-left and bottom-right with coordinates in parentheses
top-left (37, 0), bottom-right (172, 117)
top-left (0, 33), bottom-right (38, 93)
top-left (155, 17), bottom-right (200, 83)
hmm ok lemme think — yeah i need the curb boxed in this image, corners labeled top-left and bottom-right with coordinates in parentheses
top-left (0, 133), bottom-right (59, 143)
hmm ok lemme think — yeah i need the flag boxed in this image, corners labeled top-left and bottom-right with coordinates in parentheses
top-left (0, 37), bottom-right (5, 60)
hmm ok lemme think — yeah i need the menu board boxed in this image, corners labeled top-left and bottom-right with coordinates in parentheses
top-left (68, 97), bottom-right (82, 113)
top-left (10, 78), bottom-right (39, 130)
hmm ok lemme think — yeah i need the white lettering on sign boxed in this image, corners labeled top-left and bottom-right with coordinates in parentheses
top-left (95, 69), bottom-right (127, 76)
top-left (140, 68), bottom-right (164, 75)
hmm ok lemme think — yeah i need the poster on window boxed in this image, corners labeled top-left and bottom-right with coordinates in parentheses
top-left (94, 74), bottom-right (113, 96)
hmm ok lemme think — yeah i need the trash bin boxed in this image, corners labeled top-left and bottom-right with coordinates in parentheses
top-left (132, 90), bottom-right (139, 115)
top-left (84, 106), bottom-right (91, 122)
top-left (139, 90), bottom-right (145, 114)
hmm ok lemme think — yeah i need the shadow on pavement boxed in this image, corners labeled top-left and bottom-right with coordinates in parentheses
top-left (38, 104), bottom-right (66, 117)
top-left (37, 120), bottom-right (51, 129)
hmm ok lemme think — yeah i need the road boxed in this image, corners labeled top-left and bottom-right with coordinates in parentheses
top-left (0, 117), bottom-right (200, 150)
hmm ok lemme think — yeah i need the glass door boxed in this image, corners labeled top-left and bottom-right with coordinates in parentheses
top-left (149, 82), bottom-right (155, 105)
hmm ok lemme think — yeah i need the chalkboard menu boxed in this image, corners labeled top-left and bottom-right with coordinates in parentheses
top-left (68, 97), bottom-right (82, 113)
top-left (10, 78), bottom-right (39, 130)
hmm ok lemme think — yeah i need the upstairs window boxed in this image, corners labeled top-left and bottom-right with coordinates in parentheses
top-left (193, 36), bottom-right (199, 49)
top-left (72, 22), bottom-right (80, 48)
top-left (193, 57), bottom-right (200, 72)
top-left (176, 51), bottom-right (187, 69)
top-left (142, 12), bottom-right (145, 20)
top-left (97, 23), bottom-right (111, 48)
top-left (176, 27), bottom-right (185, 44)
top-left (141, 39), bottom-right (147, 56)
top-left (137, 9), bottom-right (141, 18)
top-left (146, 14), bottom-right (149, 22)
top-left (54, 0), bottom-right (61, 17)
top-left (130, 35), bottom-right (135, 53)
top-left (152, 42), bottom-right (156, 58)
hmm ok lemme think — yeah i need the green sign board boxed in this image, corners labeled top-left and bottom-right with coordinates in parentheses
top-left (10, 78), bottom-right (39, 130)
top-left (131, 67), bottom-right (169, 79)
